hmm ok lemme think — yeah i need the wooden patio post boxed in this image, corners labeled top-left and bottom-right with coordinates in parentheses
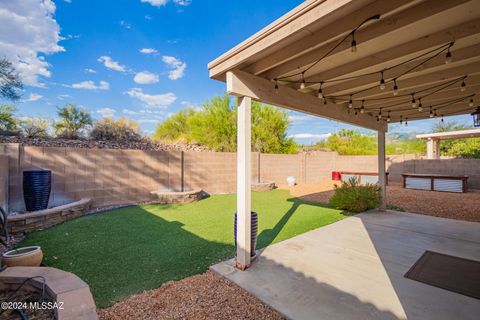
top-left (236, 96), bottom-right (252, 269)
top-left (378, 130), bottom-right (387, 211)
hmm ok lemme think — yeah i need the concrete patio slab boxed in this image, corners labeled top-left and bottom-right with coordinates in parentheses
top-left (211, 211), bottom-right (480, 320)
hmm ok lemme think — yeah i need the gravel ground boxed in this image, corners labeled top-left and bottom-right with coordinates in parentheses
top-left (98, 271), bottom-right (285, 320)
top-left (289, 182), bottom-right (480, 222)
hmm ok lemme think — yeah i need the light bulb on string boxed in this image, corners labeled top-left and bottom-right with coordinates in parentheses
top-left (378, 108), bottom-right (382, 119)
top-left (418, 98), bottom-right (423, 112)
top-left (461, 79), bottom-right (466, 92)
top-left (360, 100), bottom-right (365, 113)
top-left (318, 82), bottom-right (324, 99)
top-left (393, 79), bottom-right (398, 96)
top-left (411, 94), bottom-right (416, 108)
top-left (400, 116), bottom-right (403, 125)
top-left (470, 98), bottom-right (474, 107)
top-left (445, 48), bottom-right (452, 64)
top-left (324, 98), bottom-right (328, 106)
top-left (429, 106), bottom-right (434, 118)
top-left (379, 72), bottom-right (385, 90)
top-left (300, 72), bottom-right (306, 90)
top-left (348, 95), bottom-right (353, 109)
top-left (405, 117), bottom-right (408, 126)
top-left (351, 32), bottom-right (357, 53)
top-left (387, 111), bottom-right (391, 122)
top-left (274, 80), bottom-right (279, 94)
top-left (434, 109), bottom-right (438, 118)
top-left (441, 115), bottom-right (444, 123)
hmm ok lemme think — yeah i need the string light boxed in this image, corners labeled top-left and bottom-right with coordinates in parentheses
top-left (429, 106), bottom-right (434, 118)
top-left (300, 72), bottom-right (306, 90)
top-left (378, 108), bottom-right (382, 119)
top-left (434, 109), bottom-right (438, 117)
top-left (418, 98), bottom-right (423, 112)
top-left (324, 98), bottom-right (328, 105)
top-left (445, 47), bottom-right (452, 64)
top-left (405, 117), bottom-right (408, 126)
top-left (393, 79), bottom-right (398, 96)
top-left (461, 79), bottom-right (466, 92)
top-left (354, 109), bottom-right (358, 116)
top-left (360, 100), bottom-right (365, 113)
top-left (351, 32), bottom-right (357, 53)
top-left (348, 95), bottom-right (353, 108)
top-left (411, 94), bottom-right (416, 108)
top-left (318, 82), bottom-right (324, 99)
top-left (274, 79), bottom-right (279, 94)
top-left (470, 98), bottom-right (474, 107)
top-left (380, 71), bottom-right (385, 90)
top-left (387, 111), bottom-right (391, 122)
top-left (441, 115), bottom-right (444, 123)
top-left (400, 115), bottom-right (403, 124)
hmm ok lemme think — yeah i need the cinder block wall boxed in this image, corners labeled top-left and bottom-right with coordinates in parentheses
top-left (1, 143), bottom-right (479, 211)
top-left (0, 155), bottom-right (8, 212)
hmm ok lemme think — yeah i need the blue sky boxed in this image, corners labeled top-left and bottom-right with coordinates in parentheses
top-left (3, 0), bottom-right (473, 143)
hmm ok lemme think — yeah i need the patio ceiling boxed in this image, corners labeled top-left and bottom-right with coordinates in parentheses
top-left (208, 0), bottom-right (480, 131)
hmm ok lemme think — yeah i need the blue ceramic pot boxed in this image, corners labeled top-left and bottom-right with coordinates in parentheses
top-left (23, 170), bottom-right (51, 212)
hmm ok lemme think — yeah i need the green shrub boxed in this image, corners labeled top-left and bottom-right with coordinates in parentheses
top-left (19, 117), bottom-right (52, 138)
top-left (90, 117), bottom-right (142, 142)
top-left (0, 105), bottom-right (17, 132)
top-left (329, 177), bottom-right (381, 213)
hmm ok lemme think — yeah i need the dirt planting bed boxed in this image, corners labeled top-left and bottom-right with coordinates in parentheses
top-left (289, 182), bottom-right (480, 222)
top-left (98, 271), bottom-right (285, 320)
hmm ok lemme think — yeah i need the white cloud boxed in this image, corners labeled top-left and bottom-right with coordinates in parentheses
top-left (97, 107), bottom-right (116, 118)
top-left (57, 94), bottom-right (72, 100)
top-left (122, 108), bottom-right (139, 115)
top-left (289, 133), bottom-right (332, 140)
top-left (289, 115), bottom-right (314, 123)
top-left (134, 71), bottom-right (159, 84)
top-left (140, 0), bottom-right (167, 7)
top-left (173, 0), bottom-right (191, 5)
top-left (139, 48), bottom-right (158, 54)
top-left (23, 93), bottom-right (43, 102)
top-left (97, 56), bottom-right (126, 72)
top-left (0, 0), bottom-right (64, 87)
top-left (70, 80), bottom-right (110, 90)
top-left (162, 56), bottom-right (186, 80)
top-left (120, 20), bottom-right (132, 29)
top-left (141, 0), bottom-right (191, 6)
top-left (84, 68), bottom-right (96, 74)
top-left (125, 88), bottom-right (176, 108)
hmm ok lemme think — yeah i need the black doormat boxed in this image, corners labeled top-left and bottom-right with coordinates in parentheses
top-left (405, 250), bottom-right (480, 300)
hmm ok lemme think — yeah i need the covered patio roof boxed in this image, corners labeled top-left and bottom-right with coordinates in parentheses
top-left (208, 0), bottom-right (480, 130)
top-left (416, 128), bottom-right (480, 140)
top-left (208, 0), bottom-right (480, 268)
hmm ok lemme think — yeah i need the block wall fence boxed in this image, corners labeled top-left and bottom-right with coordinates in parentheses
top-left (1, 143), bottom-right (479, 212)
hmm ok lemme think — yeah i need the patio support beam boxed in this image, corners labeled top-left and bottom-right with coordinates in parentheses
top-left (236, 96), bottom-right (252, 270)
top-left (227, 70), bottom-right (387, 132)
top-left (378, 130), bottom-right (387, 211)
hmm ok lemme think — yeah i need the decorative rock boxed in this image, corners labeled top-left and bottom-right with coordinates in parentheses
top-left (0, 136), bottom-right (211, 153)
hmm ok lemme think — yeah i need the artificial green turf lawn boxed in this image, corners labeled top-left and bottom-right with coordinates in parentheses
top-left (23, 189), bottom-right (348, 308)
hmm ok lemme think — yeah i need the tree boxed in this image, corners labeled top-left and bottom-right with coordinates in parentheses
top-left (0, 58), bottom-right (22, 101)
top-left (154, 93), bottom-right (297, 153)
top-left (55, 104), bottom-right (93, 139)
top-left (0, 105), bottom-right (17, 132)
top-left (153, 109), bottom-right (193, 143)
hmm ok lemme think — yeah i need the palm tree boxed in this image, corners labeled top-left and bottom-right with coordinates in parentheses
top-left (55, 104), bottom-right (92, 139)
